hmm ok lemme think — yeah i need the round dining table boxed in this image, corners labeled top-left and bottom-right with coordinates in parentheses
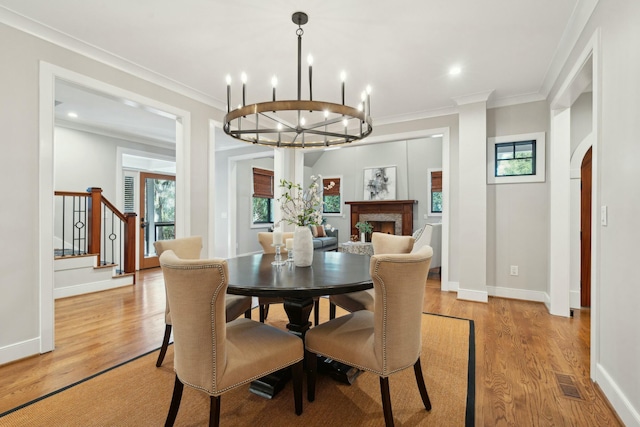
top-left (226, 251), bottom-right (373, 398)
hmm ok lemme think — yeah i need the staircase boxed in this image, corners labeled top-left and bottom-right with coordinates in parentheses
top-left (54, 187), bottom-right (137, 299)
top-left (54, 254), bottom-right (134, 299)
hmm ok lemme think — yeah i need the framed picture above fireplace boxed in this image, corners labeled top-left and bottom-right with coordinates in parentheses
top-left (363, 166), bottom-right (396, 200)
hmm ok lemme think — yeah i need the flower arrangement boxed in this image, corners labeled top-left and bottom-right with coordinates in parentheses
top-left (355, 221), bottom-right (373, 234)
top-left (278, 175), bottom-right (335, 227)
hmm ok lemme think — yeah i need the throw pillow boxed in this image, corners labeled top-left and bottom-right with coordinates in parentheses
top-left (411, 224), bottom-right (433, 253)
top-left (316, 225), bottom-right (326, 237)
top-left (310, 225), bottom-right (318, 237)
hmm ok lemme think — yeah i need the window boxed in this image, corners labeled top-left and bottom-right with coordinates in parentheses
top-left (322, 177), bottom-right (341, 215)
top-left (252, 168), bottom-right (274, 224)
top-left (428, 169), bottom-right (442, 216)
top-left (495, 140), bottom-right (535, 177)
top-left (487, 132), bottom-right (546, 184)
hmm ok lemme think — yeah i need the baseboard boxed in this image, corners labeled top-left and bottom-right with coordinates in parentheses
top-left (0, 337), bottom-right (40, 365)
top-left (457, 287), bottom-right (488, 303)
top-left (487, 286), bottom-right (546, 303)
top-left (443, 280), bottom-right (459, 292)
top-left (54, 276), bottom-right (133, 299)
top-left (543, 292), bottom-right (551, 312)
top-left (596, 363), bottom-right (640, 427)
top-left (570, 290), bottom-right (581, 308)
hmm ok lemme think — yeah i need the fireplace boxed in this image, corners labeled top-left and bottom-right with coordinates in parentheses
top-left (345, 200), bottom-right (416, 238)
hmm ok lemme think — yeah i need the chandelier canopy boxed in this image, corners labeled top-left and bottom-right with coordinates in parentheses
top-left (223, 12), bottom-right (373, 148)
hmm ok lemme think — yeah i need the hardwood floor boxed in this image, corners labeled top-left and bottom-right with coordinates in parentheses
top-left (0, 269), bottom-right (623, 426)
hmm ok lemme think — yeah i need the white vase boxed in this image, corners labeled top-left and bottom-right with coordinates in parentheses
top-left (293, 225), bottom-right (314, 267)
top-left (361, 232), bottom-right (366, 243)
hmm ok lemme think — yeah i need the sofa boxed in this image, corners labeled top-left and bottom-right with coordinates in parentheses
top-left (313, 228), bottom-right (339, 252)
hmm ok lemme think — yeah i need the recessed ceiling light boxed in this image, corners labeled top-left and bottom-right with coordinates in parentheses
top-left (431, 134), bottom-right (443, 138)
top-left (67, 112), bottom-right (78, 118)
top-left (449, 66), bottom-right (462, 76)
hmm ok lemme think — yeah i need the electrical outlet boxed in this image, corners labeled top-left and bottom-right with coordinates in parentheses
top-left (510, 265), bottom-right (519, 276)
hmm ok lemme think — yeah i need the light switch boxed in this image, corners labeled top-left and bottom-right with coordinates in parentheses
top-left (601, 205), bottom-right (607, 226)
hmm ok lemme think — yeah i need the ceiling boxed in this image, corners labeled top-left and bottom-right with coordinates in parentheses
top-left (2, 0), bottom-right (584, 150)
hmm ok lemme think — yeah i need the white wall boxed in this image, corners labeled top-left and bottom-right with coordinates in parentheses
top-left (549, 0), bottom-right (640, 424)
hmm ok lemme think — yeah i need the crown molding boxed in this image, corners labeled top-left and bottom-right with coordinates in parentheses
top-left (373, 106), bottom-right (459, 126)
top-left (56, 119), bottom-right (176, 150)
top-left (487, 92), bottom-right (547, 109)
top-left (539, 0), bottom-right (600, 97)
top-left (452, 90), bottom-right (494, 106)
top-left (0, 6), bottom-right (225, 111)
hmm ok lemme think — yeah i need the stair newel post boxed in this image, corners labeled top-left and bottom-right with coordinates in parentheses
top-left (87, 187), bottom-right (103, 263)
top-left (123, 212), bottom-right (137, 281)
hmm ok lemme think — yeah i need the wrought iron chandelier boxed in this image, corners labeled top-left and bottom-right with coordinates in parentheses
top-left (223, 12), bottom-right (373, 148)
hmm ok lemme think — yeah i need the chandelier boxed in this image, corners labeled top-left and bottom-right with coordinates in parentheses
top-left (223, 12), bottom-right (373, 148)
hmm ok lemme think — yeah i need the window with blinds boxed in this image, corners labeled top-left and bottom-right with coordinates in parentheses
top-left (252, 168), bottom-right (274, 224)
top-left (430, 170), bottom-right (443, 214)
top-left (124, 176), bottom-right (135, 213)
top-left (322, 177), bottom-right (341, 214)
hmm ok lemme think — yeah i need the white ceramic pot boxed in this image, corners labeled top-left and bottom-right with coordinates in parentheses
top-left (294, 225), bottom-right (314, 267)
top-left (361, 232), bottom-right (366, 243)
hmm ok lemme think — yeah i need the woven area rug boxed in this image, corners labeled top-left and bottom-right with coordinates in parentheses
top-left (0, 308), bottom-right (474, 426)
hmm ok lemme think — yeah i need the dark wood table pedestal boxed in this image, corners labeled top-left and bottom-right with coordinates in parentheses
top-left (226, 252), bottom-right (372, 399)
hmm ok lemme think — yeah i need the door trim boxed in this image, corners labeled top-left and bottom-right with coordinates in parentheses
top-left (39, 62), bottom-right (191, 354)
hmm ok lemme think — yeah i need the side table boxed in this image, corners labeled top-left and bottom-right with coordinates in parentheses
top-left (338, 241), bottom-right (374, 256)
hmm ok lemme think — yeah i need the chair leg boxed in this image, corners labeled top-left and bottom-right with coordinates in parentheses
top-left (413, 358), bottom-right (432, 410)
top-left (244, 308), bottom-right (252, 319)
top-left (259, 304), bottom-right (270, 322)
top-left (164, 375), bottom-right (184, 427)
top-left (313, 299), bottom-right (320, 326)
top-left (306, 349), bottom-right (317, 402)
top-left (379, 376), bottom-right (394, 427)
top-left (209, 395), bottom-right (220, 427)
top-left (292, 360), bottom-right (304, 415)
top-left (156, 324), bottom-right (172, 367)
top-left (329, 302), bottom-right (336, 320)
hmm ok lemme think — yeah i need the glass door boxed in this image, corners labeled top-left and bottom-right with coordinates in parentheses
top-left (139, 172), bottom-right (176, 269)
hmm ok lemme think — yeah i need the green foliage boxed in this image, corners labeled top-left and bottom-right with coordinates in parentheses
top-left (252, 197), bottom-right (272, 223)
top-left (431, 191), bottom-right (443, 213)
top-left (355, 221), bottom-right (373, 234)
top-left (323, 195), bottom-right (340, 213)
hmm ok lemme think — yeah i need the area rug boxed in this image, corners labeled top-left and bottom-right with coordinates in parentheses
top-left (0, 309), bottom-right (474, 426)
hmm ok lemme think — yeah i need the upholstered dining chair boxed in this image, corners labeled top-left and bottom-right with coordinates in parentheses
top-left (153, 237), bottom-right (252, 367)
top-left (305, 246), bottom-right (433, 426)
top-left (328, 232), bottom-right (415, 319)
top-left (159, 250), bottom-right (303, 426)
top-left (257, 231), bottom-right (322, 326)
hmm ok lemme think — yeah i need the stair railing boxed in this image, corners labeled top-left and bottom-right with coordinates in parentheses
top-left (54, 187), bottom-right (137, 277)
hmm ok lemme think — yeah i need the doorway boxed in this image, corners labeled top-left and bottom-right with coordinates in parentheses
top-left (580, 147), bottom-right (592, 307)
top-left (39, 62), bottom-right (191, 354)
top-left (139, 172), bottom-right (176, 269)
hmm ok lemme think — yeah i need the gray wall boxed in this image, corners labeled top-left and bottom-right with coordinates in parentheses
top-left (486, 101), bottom-right (550, 295)
top-left (54, 127), bottom-right (174, 200)
top-left (305, 137), bottom-right (443, 238)
top-left (0, 21), bottom-right (218, 356)
top-left (549, 0), bottom-right (640, 421)
top-left (236, 157), bottom-right (274, 255)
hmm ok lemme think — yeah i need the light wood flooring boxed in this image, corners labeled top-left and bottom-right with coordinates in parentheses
top-left (0, 268), bottom-right (623, 426)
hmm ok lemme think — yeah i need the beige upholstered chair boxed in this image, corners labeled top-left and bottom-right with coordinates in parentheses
top-left (306, 246), bottom-right (433, 426)
top-left (329, 232), bottom-right (415, 319)
top-left (154, 237), bottom-right (252, 367)
top-left (256, 231), bottom-right (322, 326)
top-left (160, 250), bottom-right (303, 426)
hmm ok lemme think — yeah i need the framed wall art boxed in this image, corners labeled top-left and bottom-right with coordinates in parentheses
top-left (363, 166), bottom-right (396, 200)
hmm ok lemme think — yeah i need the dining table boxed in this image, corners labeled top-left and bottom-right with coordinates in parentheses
top-left (226, 251), bottom-right (373, 398)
